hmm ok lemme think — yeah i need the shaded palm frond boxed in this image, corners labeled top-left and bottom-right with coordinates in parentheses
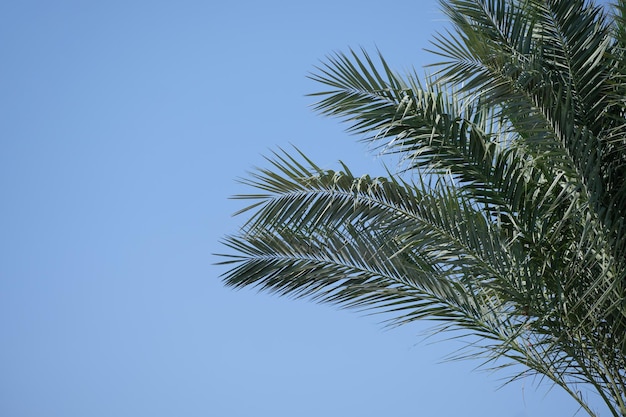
top-left (431, 0), bottom-right (626, 265)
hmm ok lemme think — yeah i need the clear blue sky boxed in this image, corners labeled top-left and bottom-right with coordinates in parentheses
top-left (0, 0), bottom-right (610, 416)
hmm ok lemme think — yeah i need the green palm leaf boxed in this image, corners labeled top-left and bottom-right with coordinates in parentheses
top-left (219, 1), bottom-right (626, 415)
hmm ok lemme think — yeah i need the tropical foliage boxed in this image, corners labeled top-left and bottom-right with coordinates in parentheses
top-left (218, 0), bottom-right (626, 415)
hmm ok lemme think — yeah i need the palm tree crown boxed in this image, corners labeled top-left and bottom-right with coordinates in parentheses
top-left (219, 1), bottom-right (626, 415)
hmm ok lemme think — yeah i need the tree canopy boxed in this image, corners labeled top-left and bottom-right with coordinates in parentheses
top-left (219, 1), bottom-right (626, 415)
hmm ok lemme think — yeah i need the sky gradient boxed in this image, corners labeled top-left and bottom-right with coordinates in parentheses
top-left (1, 0), bottom-right (611, 416)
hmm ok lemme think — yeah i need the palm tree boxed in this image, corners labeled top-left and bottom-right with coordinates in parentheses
top-left (218, 0), bottom-right (626, 415)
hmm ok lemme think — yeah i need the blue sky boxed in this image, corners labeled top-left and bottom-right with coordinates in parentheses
top-left (0, 0), bottom-right (610, 416)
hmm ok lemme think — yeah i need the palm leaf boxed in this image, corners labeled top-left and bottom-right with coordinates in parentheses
top-left (220, 1), bottom-right (626, 415)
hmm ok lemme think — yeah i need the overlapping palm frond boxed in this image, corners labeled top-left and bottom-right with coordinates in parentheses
top-left (432, 0), bottom-right (626, 261)
top-left (223, 150), bottom-right (502, 312)
top-left (310, 49), bottom-right (532, 224)
top-left (219, 1), bottom-right (626, 415)
top-left (220, 149), bottom-right (532, 360)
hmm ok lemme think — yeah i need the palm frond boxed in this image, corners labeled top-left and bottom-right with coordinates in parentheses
top-left (220, 1), bottom-right (626, 415)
